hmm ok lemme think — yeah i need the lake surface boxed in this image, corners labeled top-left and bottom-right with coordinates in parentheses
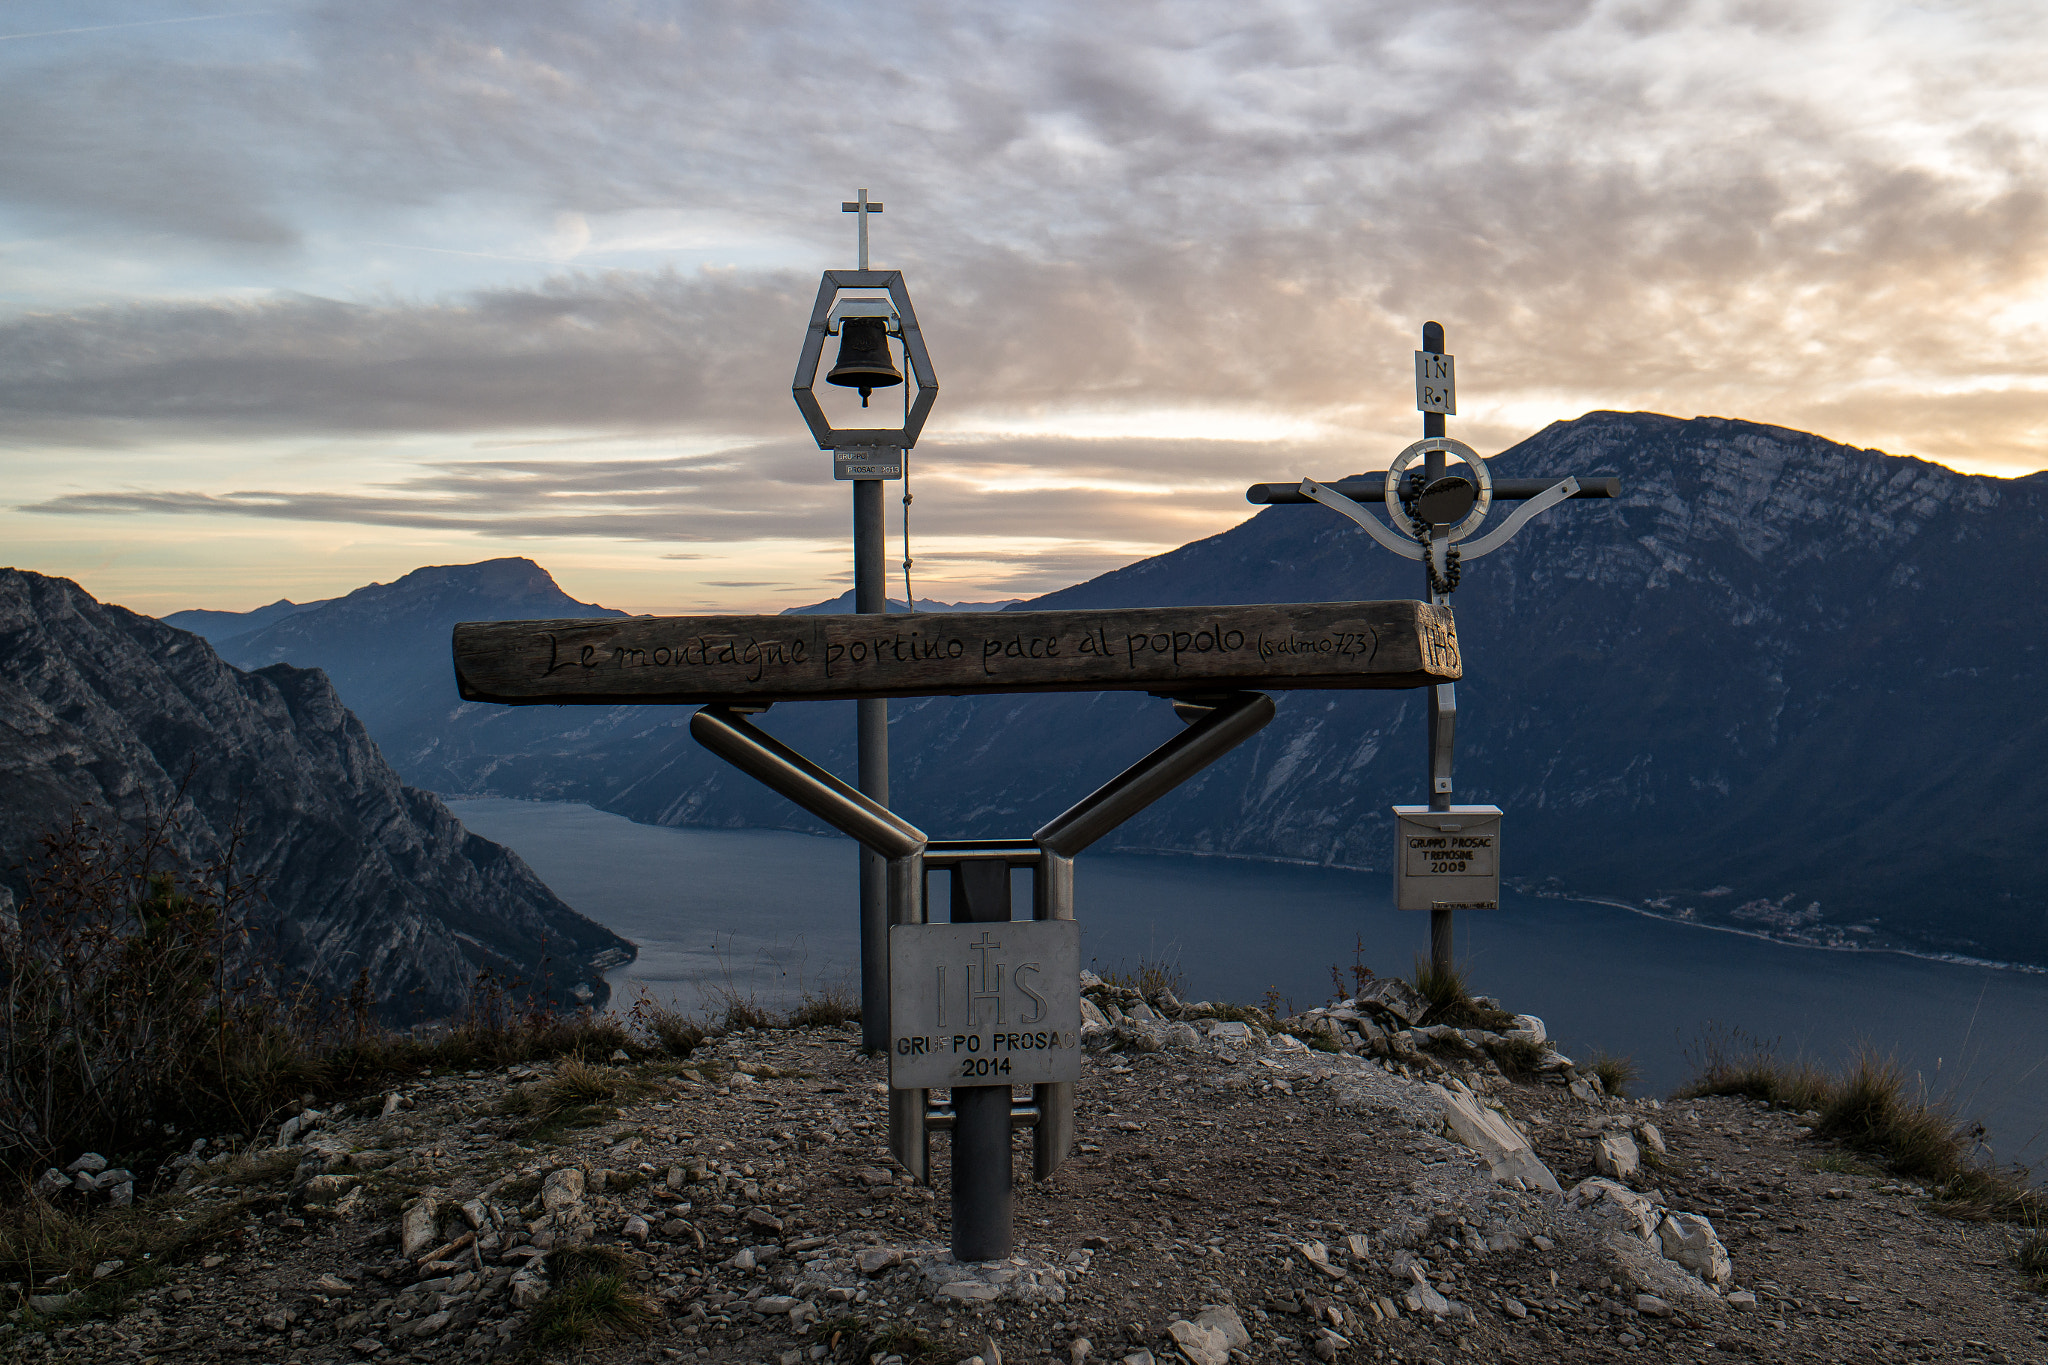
top-left (450, 797), bottom-right (2048, 1172)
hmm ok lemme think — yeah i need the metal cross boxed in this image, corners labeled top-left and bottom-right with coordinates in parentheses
top-left (966, 929), bottom-right (1002, 990)
top-left (841, 189), bottom-right (884, 270)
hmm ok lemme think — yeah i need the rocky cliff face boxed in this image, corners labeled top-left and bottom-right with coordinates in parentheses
top-left (0, 568), bottom-right (631, 1021)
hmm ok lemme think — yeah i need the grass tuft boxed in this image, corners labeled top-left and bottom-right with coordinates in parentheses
top-left (857, 1319), bottom-right (943, 1363)
top-left (1489, 1035), bottom-right (1546, 1077)
top-left (1677, 1025), bottom-right (1832, 1111)
top-left (1, 1194), bottom-right (252, 1316)
top-left (1094, 956), bottom-right (1187, 1002)
top-left (788, 983), bottom-right (861, 1029)
top-left (1681, 1027), bottom-right (2043, 1225)
top-left (528, 1245), bottom-right (655, 1347)
top-left (499, 1056), bottom-right (663, 1143)
top-left (1408, 954), bottom-right (1517, 1030)
top-left (2018, 1229), bottom-right (2048, 1289)
top-left (1586, 1051), bottom-right (1640, 1098)
top-left (1809, 1151), bottom-right (1882, 1176)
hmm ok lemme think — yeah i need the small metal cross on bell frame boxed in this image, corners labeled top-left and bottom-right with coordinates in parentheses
top-left (828, 190), bottom-right (904, 407)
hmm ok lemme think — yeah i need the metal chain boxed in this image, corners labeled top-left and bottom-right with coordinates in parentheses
top-left (1400, 486), bottom-right (1461, 596)
top-left (900, 378), bottom-right (915, 612)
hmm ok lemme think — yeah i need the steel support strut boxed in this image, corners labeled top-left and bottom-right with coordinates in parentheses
top-left (689, 690), bottom-right (1276, 1262)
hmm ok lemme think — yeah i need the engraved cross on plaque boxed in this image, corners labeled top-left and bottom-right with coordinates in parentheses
top-left (966, 930), bottom-right (1004, 1025)
top-left (841, 189), bottom-right (884, 270)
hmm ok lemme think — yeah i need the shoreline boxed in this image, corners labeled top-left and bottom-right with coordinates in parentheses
top-left (443, 797), bottom-right (2048, 980)
top-left (1101, 840), bottom-right (2048, 978)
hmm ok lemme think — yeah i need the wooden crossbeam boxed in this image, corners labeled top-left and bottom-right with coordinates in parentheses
top-left (452, 601), bottom-right (1460, 707)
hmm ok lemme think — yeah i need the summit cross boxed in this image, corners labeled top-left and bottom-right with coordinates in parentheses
top-left (841, 188), bottom-right (884, 270)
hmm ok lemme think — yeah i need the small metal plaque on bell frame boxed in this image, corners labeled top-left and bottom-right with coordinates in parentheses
top-left (888, 920), bottom-right (1081, 1089)
top-left (834, 449), bottom-right (903, 480)
top-left (1392, 804), bottom-right (1501, 910)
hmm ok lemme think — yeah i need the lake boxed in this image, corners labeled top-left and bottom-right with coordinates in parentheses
top-left (448, 797), bottom-right (2048, 1173)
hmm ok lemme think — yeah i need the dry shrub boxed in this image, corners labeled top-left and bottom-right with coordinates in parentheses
top-left (0, 808), bottom-right (285, 1172)
top-left (1, 806), bottom-right (640, 1181)
top-left (788, 982), bottom-right (860, 1030)
top-left (627, 988), bottom-right (706, 1057)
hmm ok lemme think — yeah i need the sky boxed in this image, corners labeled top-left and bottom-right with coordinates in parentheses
top-left (4, 0), bottom-right (2047, 618)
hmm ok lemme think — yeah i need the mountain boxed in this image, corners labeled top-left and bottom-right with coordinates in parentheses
top-left (162, 596), bottom-right (329, 644)
top-left (0, 568), bottom-right (631, 1022)
top-left (190, 415), bottom-right (2048, 968)
top-left (212, 558), bottom-right (635, 796)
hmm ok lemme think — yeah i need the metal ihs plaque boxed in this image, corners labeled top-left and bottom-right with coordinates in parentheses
top-left (888, 921), bottom-right (1081, 1089)
top-left (1392, 805), bottom-right (1502, 910)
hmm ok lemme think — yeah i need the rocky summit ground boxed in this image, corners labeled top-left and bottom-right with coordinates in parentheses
top-left (6, 980), bottom-right (2045, 1365)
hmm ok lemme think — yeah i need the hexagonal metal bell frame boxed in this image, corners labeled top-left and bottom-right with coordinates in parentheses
top-left (792, 270), bottom-right (939, 450)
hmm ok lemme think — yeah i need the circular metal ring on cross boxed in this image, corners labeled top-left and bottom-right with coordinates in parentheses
top-left (1384, 437), bottom-right (1492, 543)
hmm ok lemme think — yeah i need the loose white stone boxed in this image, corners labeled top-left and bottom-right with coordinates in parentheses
top-left (1593, 1133), bottom-right (1642, 1180)
top-left (1167, 1318), bottom-right (1230, 1365)
top-left (1655, 1213), bottom-right (1732, 1286)
top-left (1433, 1084), bottom-right (1563, 1194)
top-left (1191, 1305), bottom-right (1249, 1351)
top-left (540, 1168), bottom-right (585, 1211)
top-left (399, 1200), bottom-right (439, 1259)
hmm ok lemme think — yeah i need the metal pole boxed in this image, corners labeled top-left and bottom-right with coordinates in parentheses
top-left (1421, 320), bottom-right (1456, 976)
top-left (887, 852), bottom-right (928, 1184)
top-left (949, 860), bottom-right (1013, 1262)
top-left (1032, 851), bottom-right (1075, 1181)
top-left (855, 478), bottom-right (891, 1053)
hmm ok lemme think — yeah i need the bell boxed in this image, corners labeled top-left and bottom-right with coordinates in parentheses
top-left (825, 316), bottom-right (903, 407)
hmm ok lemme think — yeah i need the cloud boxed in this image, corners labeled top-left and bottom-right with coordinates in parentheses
top-left (17, 433), bottom-right (1320, 557)
top-left (4, 0), bottom-right (2048, 609)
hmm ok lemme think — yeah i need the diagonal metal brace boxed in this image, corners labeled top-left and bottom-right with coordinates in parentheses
top-left (689, 706), bottom-right (926, 857)
top-left (1298, 477), bottom-right (1424, 560)
top-left (1456, 477), bottom-right (1580, 560)
top-left (1035, 692), bottom-right (1277, 856)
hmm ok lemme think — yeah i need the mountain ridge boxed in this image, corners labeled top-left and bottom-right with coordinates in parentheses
top-left (198, 413), bottom-right (2048, 968)
top-left (0, 567), bottom-right (631, 1021)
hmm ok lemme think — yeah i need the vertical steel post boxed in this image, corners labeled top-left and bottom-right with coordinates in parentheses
top-left (1032, 852), bottom-right (1076, 1180)
top-left (855, 478), bottom-right (891, 1052)
top-left (1421, 320), bottom-right (1456, 976)
top-left (887, 851), bottom-right (928, 1183)
top-left (949, 859), bottom-right (1013, 1262)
